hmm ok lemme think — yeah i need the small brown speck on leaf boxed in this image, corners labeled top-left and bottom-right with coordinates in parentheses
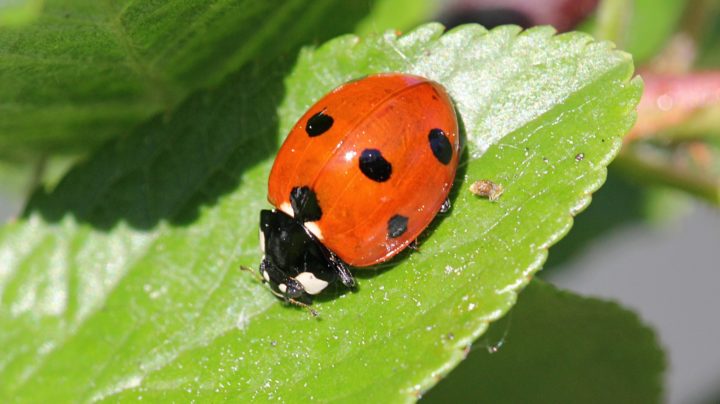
top-left (469, 180), bottom-right (504, 201)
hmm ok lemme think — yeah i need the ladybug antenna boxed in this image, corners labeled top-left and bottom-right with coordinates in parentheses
top-left (239, 265), bottom-right (264, 283)
top-left (242, 265), bottom-right (320, 317)
top-left (287, 297), bottom-right (319, 317)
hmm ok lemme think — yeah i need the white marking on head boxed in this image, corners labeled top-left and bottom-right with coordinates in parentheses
top-left (278, 283), bottom-right (287, 293)
top-left (279, 202), bottom-right (293, 217)
top-left (304, 221), bottom-right (324, 240)
top-left (294, 272), bottom-right (329, 295)
top-left (262, 270), bottom-right (270, 282)
top-left (258, 228), bottom-right (265, 253)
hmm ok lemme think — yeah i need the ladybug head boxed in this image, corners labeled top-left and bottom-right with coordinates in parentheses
top-left (260, 268), bottom-right (307, 301)
top-left (258, 209), bottom-right (353, 303)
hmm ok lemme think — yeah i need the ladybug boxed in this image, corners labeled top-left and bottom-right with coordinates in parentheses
top-left (258, 73), bottom-right (460, 309)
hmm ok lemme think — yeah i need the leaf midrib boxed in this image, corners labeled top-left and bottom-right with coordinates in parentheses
top-left (101, 0), bottom-right (173, 108)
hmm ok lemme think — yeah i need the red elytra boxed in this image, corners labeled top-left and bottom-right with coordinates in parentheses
top-left (267, 73), bottom-right (460, 266)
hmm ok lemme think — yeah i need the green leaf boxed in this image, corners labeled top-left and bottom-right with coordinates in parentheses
top-left (354, 0), bottom-right (439, 36)
top-left (423, 280), bottom-right (666, 403)
top-left (0, 24), bottom-right (640, 402)
top-left (588, 0), bottom-right (685, 64)
top-left (697, 5), bottom-right (720, 68)
top-left (0, 0), bottom-right (374, 158)
top-left (0, 0), bottom-right (43, 27)
top-left (621, 0), bottom-right (686, 62)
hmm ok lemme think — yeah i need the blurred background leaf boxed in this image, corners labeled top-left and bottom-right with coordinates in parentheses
top-left (592, 0), bottom-right (686, 64)
top-left (0, 0), bottom-right (43, 27)
top-left (0, 0), bottom-right (377, 158)
top-left (424, 280), bottom-right (665, 404)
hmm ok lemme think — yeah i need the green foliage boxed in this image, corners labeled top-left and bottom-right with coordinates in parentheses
top-left (0, 0), bottom-right (43, 27)
top-left (697, 6), bottom-right (720, 68)
top-left (354, 0), bottom-right (438, 36)
top-left (0, 22), bottom-right (639, 403)
top-left (0, 0), bottom-right (374, 158)
top-left (589, 0), bottom-right (685, 63)
top-left (624, 0), bottom-right (686, 63)
top-left (424, 280), bottom-right (666, 403)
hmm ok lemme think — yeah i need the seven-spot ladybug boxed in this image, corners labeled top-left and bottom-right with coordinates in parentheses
top-left (258, 73), bottom-right (460, 309)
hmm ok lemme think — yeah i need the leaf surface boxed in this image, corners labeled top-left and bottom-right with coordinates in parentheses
top-left (0, 24), bottom-right (640, 402)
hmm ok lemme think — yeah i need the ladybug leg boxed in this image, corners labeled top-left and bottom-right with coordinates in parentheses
top-left (240, 264), bottom-right (265, 283)
top-left (285, 297), bottom-right (319, 317)
top-left (439, 198), bottom-right (452, 213)
top-left (260, 259), bottom-right (307, 299)
top-left (327, 252), bottom-right (356, 288)
top-left (408, 240), bottom-right (420, 251)
top-left (259, 260), bottom-right (318, 317)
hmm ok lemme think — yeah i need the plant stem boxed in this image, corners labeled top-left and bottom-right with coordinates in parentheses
top-left (594, 0), bottom-right (631, 46)
top-left (614, 148), bottom-right (720, 206)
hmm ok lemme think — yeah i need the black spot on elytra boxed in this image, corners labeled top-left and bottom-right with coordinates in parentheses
top-left (387, 214), bottom-right (408, 238)
top-left (290, 186), bottom-right (322, 222)
top-left (306, 111), bottom-right (333, 136)
top-left (359, 149), bottom-right (392, 182)
top-left (428, 128), bottom-right (453, 165)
